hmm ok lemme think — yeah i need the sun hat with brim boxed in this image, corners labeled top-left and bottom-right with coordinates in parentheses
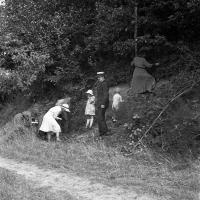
top-left (61, 104), bottom-right (70, 112)
top-left (86, 89), bottom-right (94, 95)
top-left (97, 71), bottom-right (105, 76)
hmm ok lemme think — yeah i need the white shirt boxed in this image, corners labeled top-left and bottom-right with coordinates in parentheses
top-left (112, 93), bottom-right (123, 110)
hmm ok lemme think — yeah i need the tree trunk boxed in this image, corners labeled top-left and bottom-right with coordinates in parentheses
top-left (134, 1), bottom-right (138, 56)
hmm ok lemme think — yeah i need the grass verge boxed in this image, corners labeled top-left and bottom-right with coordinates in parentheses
top-left (0, 122), bottom-right (199, 200)
top-left (0, 168), bottom-right (76, 200)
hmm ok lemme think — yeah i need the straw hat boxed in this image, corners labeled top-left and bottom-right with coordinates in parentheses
top-left (86, 89), bottom-right (94, 95)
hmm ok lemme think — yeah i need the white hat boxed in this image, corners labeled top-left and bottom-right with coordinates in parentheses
top-left (61, 104), bottom-right (70, 112)
top-left (97, 71), bottom-right (105, 75)
top-left (86, 89), bottom-right (93, 95)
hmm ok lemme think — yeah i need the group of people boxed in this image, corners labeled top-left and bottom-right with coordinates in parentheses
top-left (38, 71), bottom-right (119, 141)
top-left (38, 51), bottom-right (159, 141)
top-left (84, 72), bottom-right (124, 133)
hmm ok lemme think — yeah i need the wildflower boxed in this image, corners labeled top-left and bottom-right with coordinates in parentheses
top-left (133, 114), bottom-right (140, 119)
top-left (133, 130), bottom-right (137, 135)
top-left (129, 134), bottom-right (133, 138)
top-left (129, 141), bottom-right (134, 145)
top-left (124, 123), bottom-right (128, 127)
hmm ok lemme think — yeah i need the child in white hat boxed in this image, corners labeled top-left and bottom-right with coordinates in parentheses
top-left (85, 89), bottom-right (95, 129)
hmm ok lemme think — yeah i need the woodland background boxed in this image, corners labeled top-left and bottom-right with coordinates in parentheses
top-left (0, 4), bottom-right (200, 199)
top-left (1, 1), bottom-right (200, 150)
top-left (1, 0), bottom-right (200, 102)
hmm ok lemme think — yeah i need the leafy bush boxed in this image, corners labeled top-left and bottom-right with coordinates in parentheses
top-left (2, 0), bottom-right (200, 96)
top-left (0, 36), bottom-right (51, 101)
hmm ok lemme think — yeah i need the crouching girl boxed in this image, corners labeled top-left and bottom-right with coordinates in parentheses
top-left (39, 104), bottom-right (70, 142)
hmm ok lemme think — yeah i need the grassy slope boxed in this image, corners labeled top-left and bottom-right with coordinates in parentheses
top-left (0, 168), bottom-right (76, 200)
top-left (0, 127), bottom-right (199, 200)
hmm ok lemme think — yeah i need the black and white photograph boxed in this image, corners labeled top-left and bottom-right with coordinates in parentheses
top-left (0, 0), bottom-right (200, 199)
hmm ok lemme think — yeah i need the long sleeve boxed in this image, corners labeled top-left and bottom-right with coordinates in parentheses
top-left (96, 80), bottom-right (109, 107)
top-left (89, 96), bottom-right (95, 104)
top-left (52, 111), bottom-right (61, 119)
top-left (119, 95), bottom-right (123, 102)
top-left (102, 81), bottom-right (109, 105)
top-left (143, 58), bottom-right (153, 68)
top-left (49, 106), bottom-right (62, 119)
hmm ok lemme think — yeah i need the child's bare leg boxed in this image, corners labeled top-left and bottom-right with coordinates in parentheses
top-left (86, 118), bottom-right (90, 128)
top-left (112, 109), bottom-right (117, 122)
top-left (47, 132), bottom-right (51, 142)
top-left (56, 132), bottom-right (61, 141)
top-left (89, 116), bottom-right (94, 128)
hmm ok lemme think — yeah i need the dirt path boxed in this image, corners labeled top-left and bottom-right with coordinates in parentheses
top-left (0, 156), bottom-right (158, 200)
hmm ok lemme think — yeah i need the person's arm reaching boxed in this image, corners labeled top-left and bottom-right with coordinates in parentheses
top-left (120, 95), bottom-right (123, 102)
top-left (143, 58), bottom-right (153, 68)
top-left (90, 96), bottom-right (95, 104)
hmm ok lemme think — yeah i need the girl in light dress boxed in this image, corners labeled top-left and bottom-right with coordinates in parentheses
top-left (39, 104), bottom-right (70, 141)
top-left (112, 88), bottom-right (123, 122)
top-left (85, 90), bottom-right (95, 129)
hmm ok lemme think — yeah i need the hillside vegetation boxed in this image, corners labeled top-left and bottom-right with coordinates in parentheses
top-left (1, 0), bottom-right (200, 141)
top-left (1, 0), bottom-right (200, 101)
top-left (1, 1), bottom-right (200, 199)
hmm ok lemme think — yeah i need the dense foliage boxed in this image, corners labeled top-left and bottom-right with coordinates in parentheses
top-left (1, 0), bottom-right (200, 155)
top-left (0, 0), bottom-right (200, 100)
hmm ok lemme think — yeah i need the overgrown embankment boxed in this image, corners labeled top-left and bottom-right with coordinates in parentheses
top-left (0, 112), bottom-right (199, 200)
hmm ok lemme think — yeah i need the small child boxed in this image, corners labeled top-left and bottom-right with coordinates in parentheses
top-left (85, 90), bottom-right (95, 129)
top-left (112, 88), bottom-right (123, 122)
